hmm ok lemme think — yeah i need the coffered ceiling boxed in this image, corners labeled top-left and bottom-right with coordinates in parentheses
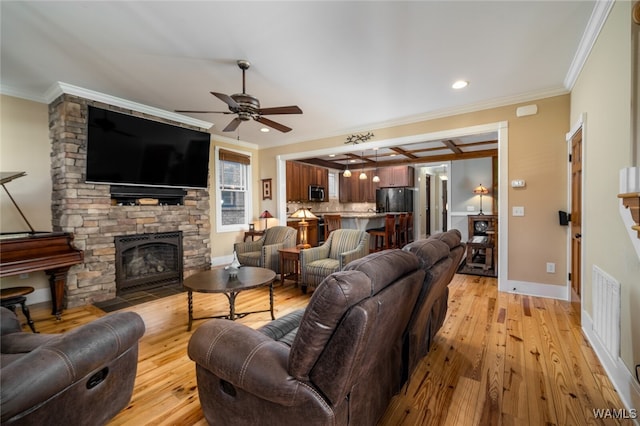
top-left (1, 1), bottom-right (597, 154)
top-left (299, 132), bottom-right (497, 170)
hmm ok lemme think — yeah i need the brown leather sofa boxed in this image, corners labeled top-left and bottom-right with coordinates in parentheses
top-left (188, 249), bottom-right (425, 425)
top-left (0, 307), bottom-right (145, 425)
top-left (401, 229), bottom-right (465, 381)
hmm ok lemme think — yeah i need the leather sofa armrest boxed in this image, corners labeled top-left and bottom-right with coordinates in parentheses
top-left (0, 307), bottom-right (22, 336)
top-left (188, 319), bottom-right (303, 406)
top-left (0, 311), bottom-right (145, 422)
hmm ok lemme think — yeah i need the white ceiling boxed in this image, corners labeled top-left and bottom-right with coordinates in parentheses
top-left (1, 1), bottom-right (597, 149)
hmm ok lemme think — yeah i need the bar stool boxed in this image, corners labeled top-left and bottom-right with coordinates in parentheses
top-left (324, 214), bottom-right (342, 241)
top-left (396, 213), bottom-right (408, 248)
top-left (368, 214), bottom-right (396, 252)
top-left (406, 212), bottom-right (414, 243)
top-left (1, 286), bottom-right (37, 333)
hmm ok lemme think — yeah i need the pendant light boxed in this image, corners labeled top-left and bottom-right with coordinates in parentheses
top-left (343, 157), bottom-right (352, 178)
top-left (359, 151), bottom-right (367, 180)
top-left (372, 148), bottom-right (380, 183)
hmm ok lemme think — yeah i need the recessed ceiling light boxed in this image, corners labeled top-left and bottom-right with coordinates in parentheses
top-left (260, 127), bottom-right (270, 132)
top-left (390, 153), bottom-right (397, 157)
top-left (452, 80), bottom-right (469, 89)
top-left (329, 154), bottom-right (336, 157)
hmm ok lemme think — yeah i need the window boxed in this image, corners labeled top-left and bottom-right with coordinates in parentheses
top-left (215, 147), bottom-right (252, 232)
top-left (328, 171), bottom-right (338, 199)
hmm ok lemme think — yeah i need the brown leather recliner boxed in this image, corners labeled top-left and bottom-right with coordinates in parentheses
top-left (0, 307), bottom-right (145, 425)
top-left (402, 229), bottom-right (466, 381)
top-left (188, 249), bottom-right (425, 425)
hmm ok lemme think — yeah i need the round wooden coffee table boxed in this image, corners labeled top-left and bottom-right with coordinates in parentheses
top-left (182, 266), bottom-right (276, 331)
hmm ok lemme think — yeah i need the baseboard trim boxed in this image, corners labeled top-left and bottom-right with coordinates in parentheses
top-left (582, 311), bottom-right (640, 424)
top-left (499, 279), bottom-right (569, 300)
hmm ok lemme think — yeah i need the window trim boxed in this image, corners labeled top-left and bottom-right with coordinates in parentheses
top-left (214, 146), bottom-right (252, 233)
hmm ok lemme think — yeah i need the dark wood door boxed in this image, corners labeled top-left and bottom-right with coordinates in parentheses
top-left (570, 129), bottom-right (583, 302)
top-left (425, 174), bottom-right (432, 235)
top-left (442, 180), bottom-right (448, 231)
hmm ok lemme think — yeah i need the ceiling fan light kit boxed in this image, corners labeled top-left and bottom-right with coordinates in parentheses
top-left (176, 60), bottom-right (302, 133)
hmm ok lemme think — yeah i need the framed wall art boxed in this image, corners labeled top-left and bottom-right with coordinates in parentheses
top-left (262, 178), bottom-right (272, 200)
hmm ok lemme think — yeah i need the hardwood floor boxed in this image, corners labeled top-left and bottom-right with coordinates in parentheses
top-left (23, 274), bottom-right (627, 425)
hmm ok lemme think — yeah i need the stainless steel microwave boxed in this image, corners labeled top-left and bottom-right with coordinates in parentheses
top-left (308, 185), bottom-right (325, 201)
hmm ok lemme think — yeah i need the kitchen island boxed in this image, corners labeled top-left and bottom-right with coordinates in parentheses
top-left (318, 212), bottom-right (406, 232)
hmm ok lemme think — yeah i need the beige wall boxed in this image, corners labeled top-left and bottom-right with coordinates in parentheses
top-left (570, 0), bottom-right (639, 377)
top-left (0, 95), bottom-right (52, 298)
top-left (259, 95), bottom-right (571, 288)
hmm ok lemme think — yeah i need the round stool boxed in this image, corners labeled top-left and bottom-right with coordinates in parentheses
top-left (1, 286), bottom-right (37, 333)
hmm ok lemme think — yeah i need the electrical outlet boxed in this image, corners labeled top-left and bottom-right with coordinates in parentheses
top-left (513, 206), bottom-right (525, 216)
top-left (546, 262), bottom-right (556, 273)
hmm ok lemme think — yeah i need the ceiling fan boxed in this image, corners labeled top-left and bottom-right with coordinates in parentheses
top-left (176, 60), bottom-right (302, 133)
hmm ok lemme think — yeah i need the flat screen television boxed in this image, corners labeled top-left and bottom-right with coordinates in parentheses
top-left (86, 106), bottom-right (211, 189)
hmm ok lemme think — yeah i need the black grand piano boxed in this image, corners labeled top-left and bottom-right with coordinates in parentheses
top-left (0, 172), bottom-right (83, 318)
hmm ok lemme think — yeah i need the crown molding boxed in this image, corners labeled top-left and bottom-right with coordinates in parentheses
top-left (564, 0), bottom-right (614, 90)
top-left (44, 82), bottom-right (214, 130)
top-left (211, 133), bottom-right (259, 151)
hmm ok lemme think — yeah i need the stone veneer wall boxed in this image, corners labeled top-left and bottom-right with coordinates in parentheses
top-left (49, 94), bottom-right (211, 308)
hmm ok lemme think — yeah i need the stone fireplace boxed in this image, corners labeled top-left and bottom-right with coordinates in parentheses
top-left (49, 93), bottom-right (211, 308)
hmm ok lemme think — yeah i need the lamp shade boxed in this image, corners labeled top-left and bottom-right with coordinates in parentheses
top-left (290, 208), bottom-right (317, 221)
top-left (473, 185), bottom-right (489, 195)
top-left (259, 210), bottom-right (273, 230)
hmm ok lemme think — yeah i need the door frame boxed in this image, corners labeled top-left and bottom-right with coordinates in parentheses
top-left (277, 121), bottom-right (509, 286)
top-left (565, 114), bottom-right (586, 310)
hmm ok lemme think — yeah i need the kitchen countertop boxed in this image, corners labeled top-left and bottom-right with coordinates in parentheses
top-left (316, 212), bottom-right (408, 218)
top-left (287, 212), bottom-right (409, 220)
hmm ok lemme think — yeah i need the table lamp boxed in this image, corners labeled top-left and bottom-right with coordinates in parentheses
top-left (259, 210), bottom-right (273, 230)
top-left (473, 184), bottom-right (489, 215)
top-left (290, 207), bottom-right (317, 248)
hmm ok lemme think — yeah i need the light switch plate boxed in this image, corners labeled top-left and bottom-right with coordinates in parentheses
top-left (513, 206), bottom-right (525, 216)
top-left (511, 179), bottom-right (526, 188)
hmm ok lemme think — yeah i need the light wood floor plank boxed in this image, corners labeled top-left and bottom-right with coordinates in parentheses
top-left (18, 274), bottom-right (627, 425)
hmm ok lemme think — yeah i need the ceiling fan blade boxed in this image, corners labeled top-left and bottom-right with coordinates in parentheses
top-left (211, 92), bottom-right (239, 110)
top-left (258, 105), bottom-right (302, 115)
top-left (223, 117), bottom-right (242, 132)
top-left (175, 109), bottom-right (233, 114)
top-left (255, 116), bottom-right (292, 133)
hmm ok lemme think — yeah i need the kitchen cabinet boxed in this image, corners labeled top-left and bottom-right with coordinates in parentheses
top-left (377, 166), bottom-right (415, 187)
top-left (339, 172), bottom-right (377, 203)
top-left (286, 161), bottom-right (329, 202)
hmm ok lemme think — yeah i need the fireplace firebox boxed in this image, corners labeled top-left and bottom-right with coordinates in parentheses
top-left (115, 232), bottom-right (183, 294)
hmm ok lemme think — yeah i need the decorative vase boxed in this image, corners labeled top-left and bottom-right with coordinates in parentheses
top-left (226, 250), bottom-right (241, 277)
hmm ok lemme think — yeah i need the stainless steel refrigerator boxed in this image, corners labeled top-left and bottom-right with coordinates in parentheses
top-left (376, 188), bottom-right (414, 213)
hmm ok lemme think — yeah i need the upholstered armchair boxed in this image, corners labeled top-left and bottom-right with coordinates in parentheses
top-left (234, 226), bottom-right (297, 273)
top-left (299, 228), bottom-right (369, 292)
top-left (0, 307), bottom-right (145, 425)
